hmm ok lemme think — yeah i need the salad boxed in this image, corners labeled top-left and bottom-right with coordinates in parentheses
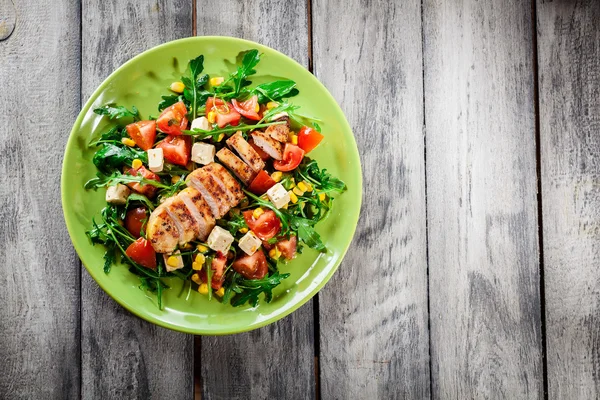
top-left (84, 49), bottom-right (346, 309)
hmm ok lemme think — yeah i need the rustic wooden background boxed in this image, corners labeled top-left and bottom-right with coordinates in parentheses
top-left (1, 0), bottom-right (599, 398)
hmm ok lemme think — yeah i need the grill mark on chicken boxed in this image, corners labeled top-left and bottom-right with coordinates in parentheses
top-left (251, 131), bottom-right (284, 160)
top-left (226, 131), bottom-right (265, 172)
top-left (265, 124), bottom-right (289, 142)
top-left (216, 148), bottom-right (256, 184)
top-left (203, 162), bottom-right (245, 203)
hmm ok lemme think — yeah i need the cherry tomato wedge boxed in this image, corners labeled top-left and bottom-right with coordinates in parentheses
top-left (126, 166), bottom-right (161, 198)
top-left (273, 143), bottom-right (305, 172)
top-left (210, 252), bottom-right (227, 290)
top-left (125, 207), bottom-right (147, 238)
top-left (126, 120), bottom-right (156, 150)
top-left (248, 170), bottom-right (277, 195)
top-left (157, 101), bottom-right (188, 135)
top-left (231, 95), bottom-right (260, 120)
top-left (243, 210), bottom-right (281, 241)
top-left (206, 97), bottom-right (241, 128)
top-left (156, 135), bottom-right (191, 166)
top-left (297, 126), bottom-right (324, 153)
top-left (125, 237), bottom-right (157, 269)
top-left (232, 250), bottom-right (268, 280)
top-left (276, 236), bottom-right (297, 260)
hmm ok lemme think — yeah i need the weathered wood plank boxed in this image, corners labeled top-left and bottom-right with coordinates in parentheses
top-left (423, 0), bottom-right (543, 398)
top-left (80, 1), bottom-right (194, 399)
top-left (0, 0), bottom-right (81, 398)
top-left (195, 2), bottom-right (315, 399)
top-left (537, 1), bottom-right (600, 398)
top-left (313, 0), bottom-right (431, 398)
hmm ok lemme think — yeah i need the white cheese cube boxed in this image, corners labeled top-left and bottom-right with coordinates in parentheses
top-left (147, 148), bottom-right (164, 172)
top-left (191, 142), bottom-right (215, 165)
top-left (266, 183), bottom-right (290, 209)
top-left (105, 184), bottom-right (130, 205)
top-left (191, 116), bottom-right (211, 131)
top-left (206, 226), bottom-right (234, 254)
top-left (238, 231), bottom-right (262, 256)
top-left (163, 250), bottom-right (184, 272)
top-left (269, 111), bottom-right (288, 121)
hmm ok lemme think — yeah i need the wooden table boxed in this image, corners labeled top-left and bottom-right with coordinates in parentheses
top-left (1, 0), bottom-right (599, 398)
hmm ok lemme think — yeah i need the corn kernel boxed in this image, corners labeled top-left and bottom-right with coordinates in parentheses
top-left (266, 101), bottom-right (279, 110)
top-left (216, 133), bottom-right (225, 142)
top-left (282, 203), bottom-right (288, 209)
top-left (186, 161), bottom-right (195, 171)
top-left (195, 253), bottom-right (206, 265)
top-left (271, 171), bottom-right (283, 182)
top-left (166, 255), bottom-right (179, 268)
top-left (171, 175), bottom-right (181, 184)
top-left (215, 287), bottom-right (225, 297)
top-left (289, 191), bottom-right (298, 204)
top-left (121, 137), bottom-right (136, 147)
top-left (297, 181), bottom-right (309, 192)
top-left (209, 76), bottom-right (224, 86)
top-left (293, 186), bottom-right (305, 196)
top-left (253, 208), bottom-right (264, 219)
top-left (254, 104), bottom-right (260, 113)
top-left (192, 262), bottom-right (201, 271)
top-left (268, 247), bottom-right (281, 260)
top-left (197, 244), bottom-right (208, 253)
top-left (291, 134), bottom-right (298, 145)
top-left (181, 242), bottom-right (193, 250)
top-left (207, 111), bottom-right (217, 124)
top-left (319, 193), bottom-right (327, 201)
top-left (170, 81), bottom-right (185, 93)
top-left (198, 283), bottom-right (209, 294)
top-left (132, 159), bottom-right (143, 169)
top-left (239, 227), bottom-right (249, 234)
top-left (191, 273), bottom-right (202, 284)
top-left (301, 181), bottom-right (313, 191)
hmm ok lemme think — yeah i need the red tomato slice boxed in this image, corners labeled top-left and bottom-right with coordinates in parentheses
top-left (249, 138), bottom-right (270, 160)
top-left (125, 207), bottom-right (147, 238)
top-left (125, 237), bottom-right (157, 269)
top-left (126, 120), bottom-right (157, 150)
top-left (243, 210), bottom-right (281, 241)
top-left (232, 250), bottom-right (268, 280)
top-left (276, 236), bottom-right (297, 260)
top-left (126, 166), bottom-right (161, 198)
top-left (157, 101), bottom-right (188, 135)
top-left (156, 135), bottom-right (191, 166)
top-left (273, 143), bottom-right (305, 172)
top-left (206, 97), bottom-right (241, 128)
top-left (248, 170), bottom-right (277, 194)
top-left (231, 95), bottom-right (260, 120)
top-left (206, 97), bottom-right (225, 112)
top-left (297, 126), bottom-right (324, 153)
top-left (210, 252), bottom-right (227, 290)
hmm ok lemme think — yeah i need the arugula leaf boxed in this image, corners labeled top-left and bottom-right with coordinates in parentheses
top-left (312, 122), bottom-right (322, 133)
top-left (189, 54), bottom-right (204, 78)
top-left (84, 170), bottom-right (170, 190)
top-left (92, 143), bottom-right (148, 173)
top-left (158, 94), bottom-right (183, 111)
top-left (296, 159), bottom-right (346, 195)
top-left (252, 80), bottom-right (298, 103)
top-left (218, 212), bottom-right (247, 236)
top-left (227, 49), bottom-right (261, 96)
top-left (290, 216), bottom-right (325, 251)
top-left (184, 121), bottom-right (286, 140)
top-left (126, 193), bottom-right (155, 211)
top-left (183, 55), bottom-right (211, 120)
top-left (94, 104), bottom-right (140, 120)
top-left (258, 101), bottom-right (300, 124)
top-left (230, 271), bottom-right (290, 307)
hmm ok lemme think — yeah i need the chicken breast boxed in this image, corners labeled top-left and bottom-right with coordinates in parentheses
top-left (251, 131), bottom-right (284, 160)
top-left (165, 195), bottom-right (200, 245)
top-left (186, 168), bottom-right (231, 218)
top-left (226, 132), bottom-right (265, 172)
top-left (179, 187), bottom-right (216, 241)
top-left (146, 200), bottom-right (181, 253)
top-left (265, 124), bottom-right (290, 142)
top-left (216, 148), bottom-right (256, 184)
top-left (203, 162), bottom-right (245, 204)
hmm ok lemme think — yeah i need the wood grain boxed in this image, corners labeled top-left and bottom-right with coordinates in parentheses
top-left (537, 0), bottom-right (600, 398)
top-left (80, 1), bottom-right (194, 399)
top-left (423, 0), bottom-right (543, 398)
top-left (313, 0), bottom-right (431, 398)
top-left (195, 1), bottom-right (315, 399)
top-left (0, 0), bottom-right (81, 398)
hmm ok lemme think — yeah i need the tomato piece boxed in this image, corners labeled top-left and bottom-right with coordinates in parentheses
top-left (126, 165), bottom-right (161, 198)
top-left (206, 97), bottom-right (241, 128)
top-left (156, 135), bottom-right (191, 166)
top-left (243, 210), bottom-right (281, 241)
top-left (210, 252), bottom-right (227, 290)
top-left (273, 143), bottom-right (305, 172)
top-left (125, 120), bottom-right (156, 150)
top-left (232, 250), bottom-right (268, 280)
top-left (205, 97), bottom-right (225, 112)
top-left (157, 101), bottom-right (188, 135)
top-left (297, 126), bottom-right (324, 153)
top-left (276, 236), bottom-right (297, 260)
top-left (249, 138), bottom-right (270, 160)
top-left (125, 207), bottom-right (147, 238)
top-left (231, 95), bottom-right (260, 120)
top-left (125, 237), bottom-right (157, 269)
top-left (248, 170), bottom-right (277, 195)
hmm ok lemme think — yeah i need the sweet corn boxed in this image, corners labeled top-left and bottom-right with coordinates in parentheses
top-left (297, 181), bottom-right (310, 192)
top-left (132, 159), bottom-right (143, 169)
top-left (271, 171), bottom-right (283, 182)
top-left (266, 101), bottom-right (279, 110)
top-left (195, 253), bottom-right (206, 265)
top-left (192, 262), bottom-right (202, 271)
top-left (171, 175), bottom-right (181, 184)
top-left (181, 242), bottom-right (193, 250)
top-left (289, 191), bottom-right (298, 204)
top-left (121, 137), bottom-right (136, 147)
top-left (282, 203), bottom-right (288, 209)
top-left (197, 244), bottom-right (209, 253)
top-left (253, 208), bottom-right (264, 219)
top-left (215, 287), bottom-right (225, 297)
top-left (293, 186), bottom-right (305, 196)
top-left (166, 256), bottom-right (179, 268)
top-left (170, 81), bottom-right (185, 93)
top-left (191, 273), bottom-right (202, 284)
top-left (207, 111), bottom-right (217, 124)
top-left (301, 181), bottom-right (313, 191)
top-left (319, 193), bottom-right (327, 201)
top-left (209, 76), bottom-right (224, 86)
top-left (198, 283), bottom-right (209, 294)
top-left (239, 227), bottom-right (249, 234)
top-left (268, 247), bottom-right (281, 260)
top-left (216, 133), bottom-right (225, 142)
top-left (291, 134), bottom-right (298, 145)
top-left (255, 104), bottom-right (260, 112)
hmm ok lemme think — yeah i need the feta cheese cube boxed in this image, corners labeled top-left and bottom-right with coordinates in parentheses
top-left (163, 250), bottom-right (184, 272)
top-left (206, 226), bottom-right (234, 254)
top-left (266, 183), bottom-right (290, 209)
top-left (191, 142), bottom-right (215, 165)
top-left (147, 148), bottom-right (164, 172)
top-left (191, 116), bottom-right (211, 131)
top-left (238, 231), bottom-right (262, 256)
top-left (105, 184), bottom-right (130, 205)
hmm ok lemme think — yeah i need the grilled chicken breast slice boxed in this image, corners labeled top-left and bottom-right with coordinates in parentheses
top-left (203, 162), bottom-right (245, 204)
top-left (226, 132), bottom-right (265, 172)
top-left (186, 168), bottom-right (231, 218)
top-left (179, 187), bottom-right (216, 241)
top-left (216, 148), bottom-right (256, 184)
top-left (165, 195), bottom-right (200, 245)
top-left (146, 200), bottom-right (181, 253)
top-left (265, 124), bottom-right (289, 142)
top-left (251, 131), bottom-right (284, 160)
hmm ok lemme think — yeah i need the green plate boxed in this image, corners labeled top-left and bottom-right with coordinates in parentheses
top-left (62, 36), bottom-right (362, 335)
